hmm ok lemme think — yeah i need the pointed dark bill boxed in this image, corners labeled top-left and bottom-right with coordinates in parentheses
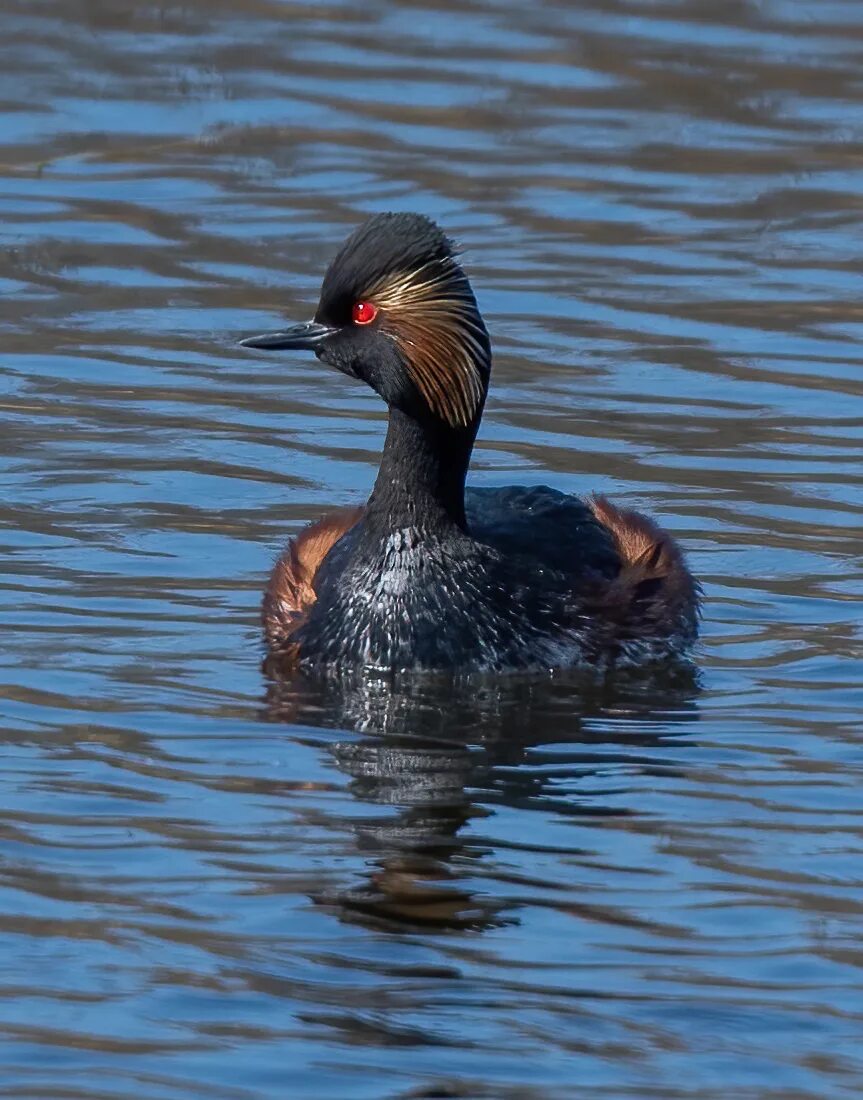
top-left (240, 320), bottom-right (336, 350)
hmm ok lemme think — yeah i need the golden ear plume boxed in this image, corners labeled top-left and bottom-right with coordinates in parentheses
top-left (364, 258), bottom-right (488, 428)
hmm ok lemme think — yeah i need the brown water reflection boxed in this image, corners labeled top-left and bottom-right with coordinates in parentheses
top-left (1, 0), bottom-right (862, 1097)
top-left (265, 671), bottom-right (701, 935)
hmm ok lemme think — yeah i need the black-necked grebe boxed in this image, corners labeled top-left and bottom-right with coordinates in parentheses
top-left (240, 212), bottom-right (699, 673)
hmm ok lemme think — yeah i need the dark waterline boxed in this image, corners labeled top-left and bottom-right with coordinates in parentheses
top-left (1, 1), bottom-right (862, 1097)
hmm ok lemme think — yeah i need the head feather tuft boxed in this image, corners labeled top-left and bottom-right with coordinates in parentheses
top-left (364, 255), bottom-right (489, 428)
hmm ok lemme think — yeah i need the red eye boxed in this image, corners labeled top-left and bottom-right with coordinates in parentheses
top-left (352, 301), bottom-right (378, 325)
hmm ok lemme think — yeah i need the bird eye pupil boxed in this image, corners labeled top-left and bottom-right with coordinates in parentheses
top-left (353, 301), bottom-right (377, 325)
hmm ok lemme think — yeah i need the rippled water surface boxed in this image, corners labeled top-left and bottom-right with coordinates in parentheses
top-left (2, 2), bottom-right (862, 1097)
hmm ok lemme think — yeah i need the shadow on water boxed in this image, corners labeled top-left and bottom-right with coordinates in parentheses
top-left (264, 666), bottom-right (701, 933)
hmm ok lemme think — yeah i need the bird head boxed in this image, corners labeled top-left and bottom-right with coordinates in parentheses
top-left (241, 212), bottom-right (491, 431)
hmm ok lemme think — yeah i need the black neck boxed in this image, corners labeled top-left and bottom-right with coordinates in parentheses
top-left (363, 408), bottom-right (476, 536)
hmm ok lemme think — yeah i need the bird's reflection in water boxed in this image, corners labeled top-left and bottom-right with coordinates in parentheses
top-left (264, 661), bottom-right (700, 932)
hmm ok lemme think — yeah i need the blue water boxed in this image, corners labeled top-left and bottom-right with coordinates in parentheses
top-left (1, 1), bottom-right (861, 1097)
